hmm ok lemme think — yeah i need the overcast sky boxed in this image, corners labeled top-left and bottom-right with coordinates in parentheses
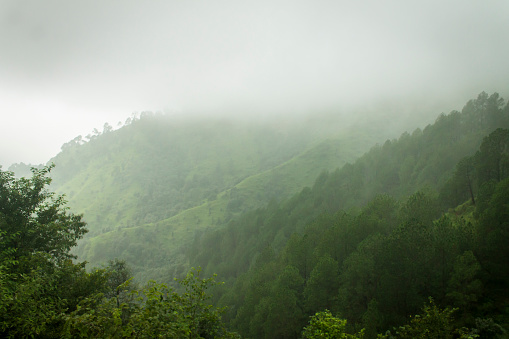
top-left (1, 0), bottom-right (509, 167)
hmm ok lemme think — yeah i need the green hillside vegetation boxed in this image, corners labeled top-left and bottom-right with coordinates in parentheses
top-left (190, 92), bottom-right (508, 280)
top-left (186, 92), bottom-right (509, 337)
top-left (74, 127), bottom-right (378, 281)
top-left (0, 167), bottom-right (236, 337)
top-left (50, 115), bottom-right (318, 236)
top-left (1, 166), bottom-right (485, 338)
top-left (2, 92), bottom-right (509, 337)
top-left (11, 111), bottom-right (390, 281)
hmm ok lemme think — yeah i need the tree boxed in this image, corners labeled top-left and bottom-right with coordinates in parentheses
top-left (476, 178), bottom-right (509, 287)
top-left (104, 259), bottom-right (135, 308)
top-left (430, 216), bottom-right (459, 302)
top-left (262, 265), bottom-right (305, 338)
top-left (394, 298), bottom-right (473, 339)
top-left (440, 157), bottom-right (476, 207)
top-left (0, 165), bottom-right (87, 270)
top-left (446, 251), bottom-right (482, 313)
top-left (63, 268), bottom-right (238, 338)
top-left (337, 235), bottom-right (382, 325)
top-left (476, 128), bottom-right (509, 186)
top-left (399, 190), bottom-right (440, 227)
top-left (301, 310), bottom-right (364, 339)
top-left (304, 255), bottom-right (340, 313)
top-left (375, 217), bottom-right (433, 327)
top-left (0, 166), bottom-right (238, 337)
top-left (0, 165), bottom-right (104, 337)
top-left (103, 122), bottom-right (113, 134)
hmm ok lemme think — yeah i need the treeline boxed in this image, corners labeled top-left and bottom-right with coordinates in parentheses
top-left (188, 92), bottom-right (509, 337)
top-left (190, 92), bottom-right (509, 281)
top-left (220, 172), bottom-right (508, 337)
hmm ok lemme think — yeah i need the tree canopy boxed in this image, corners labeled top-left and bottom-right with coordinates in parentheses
top-left (0, 164), bottom-right (87, 267)
top-left (0, 165), bottom-right (236, 338)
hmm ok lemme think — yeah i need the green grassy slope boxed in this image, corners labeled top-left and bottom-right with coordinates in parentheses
top-left (29, 112), bottom-right (389, 281)
top-left (75, 129), bottom-right (378, 281)
top-left (50, 116), bottom-right (316, 237)
top-left (10, 106), bottom-right (435, 282)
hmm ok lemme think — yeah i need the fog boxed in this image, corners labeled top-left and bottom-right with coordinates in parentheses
top-left (1, 0), bottom-right (509, 167)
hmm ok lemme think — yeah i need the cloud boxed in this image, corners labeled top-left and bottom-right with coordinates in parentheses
top-left (1, 0), bottom-right (509, 166)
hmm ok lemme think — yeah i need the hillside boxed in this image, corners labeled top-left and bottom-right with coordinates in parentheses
top-left (189, 92), bottom-right (509, 279)
top-left (73, 133), bottom-right (376, 280)
top-left (8, 93), bottom-right (506, 285)
top-left (5, 92), bottom-right (509, 337)
top-left (15, 111), bottom-right (395, 281)
top-left (49, 116), bottom-right (316, 237)
top-left (186, 92), bottom-right (509, 337)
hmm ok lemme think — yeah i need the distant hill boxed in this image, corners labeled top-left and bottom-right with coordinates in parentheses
top-left (49, 115), bottom-right (319, 237)
top-left (9, 93), bottom-right (507, 283)
top-left (8, 111), bottom-right (393, 281)
top-left (7, 92), bottom-right (509, 336)
top-left (73, 130), bottom-right (377, 281)
top-left (188, 92), bottom-right (509, 281)
top-left (185, 92), bottom-right (509, 337)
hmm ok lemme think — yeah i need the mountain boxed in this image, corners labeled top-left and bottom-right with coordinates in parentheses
top-left (14, 111), bottom-right (395, 281)
top-left (185, 92), bottom-right (509, 337)
top-left (189, 92), bottom-right (509, 280)
top-left (8, 93), bottom-right (506, 284)
top-left (6, 92), bottom-right (509, 336)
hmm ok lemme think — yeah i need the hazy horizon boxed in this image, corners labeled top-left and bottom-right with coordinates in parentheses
top-left (2, 0), bottom-right (509, 167)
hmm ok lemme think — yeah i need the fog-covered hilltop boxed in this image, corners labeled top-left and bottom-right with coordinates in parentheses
top-left (49, 114), bottom-right (320, 236)
top-left (8, 92), bottom-right (508, 284)
top-left (189, 91), bottom-right (509, 337)
top-left (9, 110), bottom-right (398, 281)
top-left (3, 92), bottom-right (509, 337)
top-left (188, 92), bottom-right (508, 280)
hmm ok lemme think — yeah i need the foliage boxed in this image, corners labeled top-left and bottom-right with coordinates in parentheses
top-left (31, 114), bottom-right (382, 281)
top-left (394, 298), bottom-right (457, 338)
top-left (0, 165), bottom-right (95, 337)
top-left (199, 99), bottom-right (509, 338)
top-left (0, 164), bottom-right (87, 267)
top-left (64, 268), bottom-right (238, 338)
top-left (446, 251), bottom-right (482, 311)
top-left (471, 317), bottom-right (506, 338)
top-left (4, 92), bottom-right (509, 337)
top-left (0, 166), bottom-right (236, 337)
top-left (12, 92), bottom-right (504, 287)
top-left (191, 93), bottom-right (509, 286)
top-left (302, 310), bottom-right (364, 338)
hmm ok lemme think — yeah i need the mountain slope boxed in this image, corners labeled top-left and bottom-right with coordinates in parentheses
top-left (18, 112), bottom-right (394, 281)
top-left (186, 93), bottom-right (509, 337)
top-left (49, 116), bottom-right (315, 236)
top-left (188, 92), bottom-right (509, 281)
top-left (74, 128), bottom-right (378, 281)
top-left (8, 92), bottom-right (506, 286)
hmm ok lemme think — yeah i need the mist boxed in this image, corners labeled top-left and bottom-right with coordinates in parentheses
top-left (1, 0), bottom-right (509, 167)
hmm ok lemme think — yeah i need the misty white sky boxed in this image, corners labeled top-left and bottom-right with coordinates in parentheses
top-left (1, 0), bottom-right (509, 167)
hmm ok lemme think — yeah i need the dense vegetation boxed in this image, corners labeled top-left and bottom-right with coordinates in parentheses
top-left (189, 93), bottom-right (508, 279)
top-left (187, 92), bottom-right (509, 337)
top-left (13, 113), bottom-right (387, 281)
top-left (3, 92), bottom-right (509, 337)
top-left (0, 166), bottom-right (237, 338)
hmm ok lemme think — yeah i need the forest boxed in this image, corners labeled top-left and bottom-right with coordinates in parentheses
top-left (1, 92), bottom-right (509, 337)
